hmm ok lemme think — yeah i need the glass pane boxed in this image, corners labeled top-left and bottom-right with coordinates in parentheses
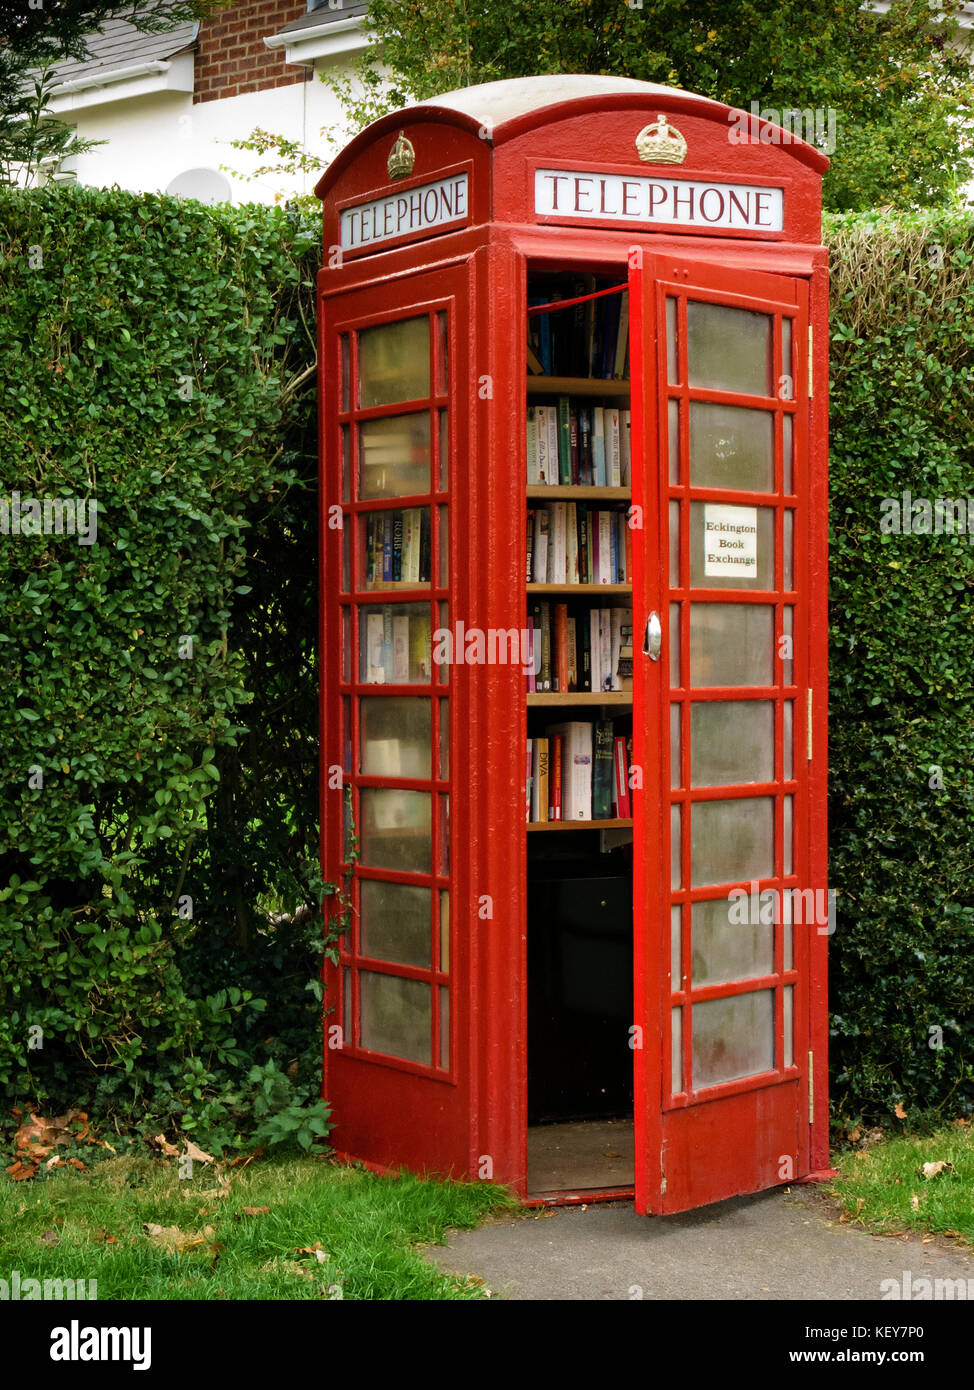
top-left (438, 698), bottom-right (449, 779)
top-left (671, 904), bottom-right (682, 990)
top-left (359, 789), bottom-right (432, 873)
top-left (342, 966), bottom-right (352, 1044)
top-left (437, 601), bottom-right (450, 685)
top-left (691, 700), bottom-right (774, 786)
top-left (783, 889), bottom-right (793, 970)
top-left (690, 403), bottom-right (774, 492)
top-left (781, 606), bottom-right (794, 686)
top-left (361, 508), bottom-right (430, 589)
top-left (666, 297), bottom-right (679, 384)
top-left (668, 399), bottom-right (680, 485)
top-left (780, 316), bottom-right (793, 401)
top-left (671, 1006), bottom-right (683, 1094)
top-left (784, 795), bottom-right (793, 875)
top-left (784, 984), bottom-right (794, 1068)
top-left (690, 502), bottom-right (774, 589)
top-left (691, 897), bottom-right (774, 986)
top-left (439, 892), bottom-right (450, 972)
top-left (342, 522), bottom-right (351, 594)
top-left (360, 879), bottom-right (431, 968)
top-left (360, 697), bottom-right (431, 779)
top-left (669, 500), bottom-right (680, 587)
top-left (670, 702), bottom-right (682, 788)
top-left (693, 989), bottom-right (774, 1087)
top-left (341, 425), bottom-right (350, 502)
top-left (691, 796), bottom-right (774, 886)
top-left (784, 700), bottom-right (793, 781)
top-left (439, 410), bottom-right (449, 492)
top-left (358, 317), bottom-right (430, 408)
top-left (784, 510), bottom-right (794, 590)
top-left (360, 970), bottom-right (431, 1065)
top-left (359, 413), bottom-right (430, 499)
top-left (342, 788), bottom-right (355, 863)
top-left (440, 795), bottom-right (450, 874)
top-left (436, 311), bottom-right (449, 396)
top-left (690, 603), bottom-right (774, 688)
top-left (341, 605), bottom-right (351, 683)
top-left (670, 602), bottom-right (681, 687)
top-left (783, 414), bottom-right (794, 495)
top-left (439, 987), bottom-right (449, 1070)
top-left (686, 302), bottom-right (772, 396)
top-left (341, 695), bottom-right (352, 773)
top-left (671, 803), bottom-right (682, 889)
top-left (438, 506), bottom-right (449, 586)
top-left (359, 603), bottom-right (432, 685)
top-left (340, 336), bottom-right (351, 413)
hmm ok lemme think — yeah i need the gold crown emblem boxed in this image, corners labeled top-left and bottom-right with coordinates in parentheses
top-left (635, 114), bottom-right (687, 165)
top-left (387, 131), bottom-right (415, 180)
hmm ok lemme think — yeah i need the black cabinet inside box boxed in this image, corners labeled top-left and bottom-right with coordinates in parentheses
top-left (527, 874), bottom-right (633, 1124)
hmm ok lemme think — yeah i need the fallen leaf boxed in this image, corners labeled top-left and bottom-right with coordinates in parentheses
top-left (67, 1158), bottom-right (86, 1172)
top-left (894, 1102), bottom-right (907, 1120)
top-left (6, 1160), bottom-right (37, 1181)
top-left (918, 1161), bottom-right (955, 1180)
top-left (45, 1155), bottom-right (62, 1171)
top-left (91, 1229), bottom-right (119, 1245)
top-left (943, 1229), bottom-right (961, 1237)
top-left (294, 1242), bottom-right (328, 1263)
top-left (152, 1134), bottom-right (179, 1157)
top-left (143, 1222), bottom-right (216, 1254)
top-left (182, 1140), bottom-right (214, 1165)
top-left (227, 1150), bottom-right (260, 1169)
top-left (910, 1194), bottom-right (920, 1210)
top-left (240, 1206), bottom-right (270, 1218)
top-left (39, 1230), bottom-right (60, 1245)
top-left (848, 1125), bottom-right (862, 1143)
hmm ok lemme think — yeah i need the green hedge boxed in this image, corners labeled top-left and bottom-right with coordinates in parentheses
top-left (826, 209), bottom-right (974, 1126)
top-left (0, 186), bottom-right (326, 1147)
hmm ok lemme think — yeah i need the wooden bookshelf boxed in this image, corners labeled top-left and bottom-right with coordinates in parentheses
top-left (527, 692), bottom-right (632, 707)
top-left (526, 376), bottom-right (631, 398)
top-left (526, 485), bottom-right (631, 501)
top-left (527, 818), bottom-right (633, 832)
top-left (527, 583), bottom-right (630, 595)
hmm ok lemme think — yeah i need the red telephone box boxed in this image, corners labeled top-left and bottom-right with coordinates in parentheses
top-left (315, 76), bottom-right (830, 1214)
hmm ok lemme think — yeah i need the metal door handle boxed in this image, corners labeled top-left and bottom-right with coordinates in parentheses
top-left (643, 611), bottom-right (662, 661)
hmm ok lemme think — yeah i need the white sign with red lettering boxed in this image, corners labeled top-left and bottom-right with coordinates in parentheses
top-left (535, 169), bottom-right (784, 233)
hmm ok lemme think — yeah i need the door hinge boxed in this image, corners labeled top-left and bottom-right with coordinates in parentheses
top-left (808, 1051), bottom-right (815, 1124)
top-left (806, 688), bottom-right (813, 761)
top-left (807, 325), bottom-right (814, 398)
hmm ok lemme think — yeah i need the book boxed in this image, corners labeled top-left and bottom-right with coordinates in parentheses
top-left (614, 735), bottom-right (631, 818)
top-left (526, 407), bottom-right (541, 484)
top-left (610, 607), bottom-right (633, 692)
top-left (605, 408), bottom-right (622, 487)
top-left (392, 614), bottom-right (410, 684)
top-left (549, 733), bottom-right (563, 820)
top-left (620, 409), bottom-right (632, 486)
top-left (593, 719), bottom-right (615, 819)
top-left (526, 739), bottom-right (534, 821)
top-left (533, 509), bottom-right (549, 583)
top-left (556, 396), bottom-right (573, 485)
top-left (533, 737), bottom-right (549, 824)
top-left (554, 602), bottom-right (569, 693)
top-left (614, 292), bottom-right (630, 380)
top-left (546, 722), bottom-right (593, 820)
top-left (593, 408), bottom-right (607, 487)
top-left (549, 501), bottom-right (568, 585)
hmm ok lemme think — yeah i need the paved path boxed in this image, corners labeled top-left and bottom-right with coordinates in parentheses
top-left (426, 1188), bottom-right (974, 1300)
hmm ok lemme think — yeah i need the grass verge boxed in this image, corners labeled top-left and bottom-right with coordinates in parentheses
top-left (0, 1155), bottom-right (515, 1300)
top-left (829, 1123), bottom-right (973, 1247)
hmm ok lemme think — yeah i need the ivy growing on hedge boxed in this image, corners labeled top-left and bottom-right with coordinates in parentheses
top-left (826, 209), bottom-right (974, 1126)
top-left (0, 186), bottom-right (326, 1147)
top-left (0, 186), bottom-right (970, 1145)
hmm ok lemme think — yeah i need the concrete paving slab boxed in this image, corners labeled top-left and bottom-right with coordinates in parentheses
top-left (426, 1188), bottom-right (974, 1300)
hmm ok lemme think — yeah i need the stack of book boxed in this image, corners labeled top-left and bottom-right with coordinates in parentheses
top-left (526, 720), bottom-right (633, 823)
top-left (363, 509), bottom-right (431, 587)
top-left (362, 605), bottom-right (432, 684)
top-left (527, 401), bottom-right (631, 487)
top-left (527, 603), bottom-right (632, 694)
top-left (527, 503), bottom-right (631, 586)
top-left (527, 279), bottom-right (629, 380)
